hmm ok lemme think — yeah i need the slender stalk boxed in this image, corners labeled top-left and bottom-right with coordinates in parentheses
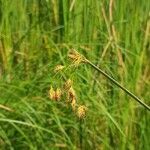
top-left (79, 119), bottom-right (83, 149)
top-left (85, 59), bottom-right (150, 111)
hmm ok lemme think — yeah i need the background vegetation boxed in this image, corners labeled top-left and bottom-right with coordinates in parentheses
top-left (0, 0), bottom-right (150, 149)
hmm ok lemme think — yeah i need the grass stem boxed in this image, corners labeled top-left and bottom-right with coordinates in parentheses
top-left (85, 59), bottom-right (150, 111)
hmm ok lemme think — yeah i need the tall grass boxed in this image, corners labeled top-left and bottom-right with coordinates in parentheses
top-left (0, 0), bottom-right (150, 149)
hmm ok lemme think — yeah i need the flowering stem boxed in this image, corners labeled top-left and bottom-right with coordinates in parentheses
top-left (85, 59), bottom-right (150, 111)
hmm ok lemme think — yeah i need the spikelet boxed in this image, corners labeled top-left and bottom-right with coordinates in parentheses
top-left (49, 86), bottom-right (62, 101)
top-left (55, 88), bottom-right (62, 101)
top-left (68, 49), bottom-right (86, 66)
top-left (67, 86), bottom-right (75, 103)
top-left (77, 105), bottom-right (87, 119)
top-left (49, 86), bottom-right (55, 99)
top-left (64, 79), bottom-right (72, 91)
top-left (54, 65), bottom-right (65, 72)
top-left (71, 98), bottom-right (76, 111)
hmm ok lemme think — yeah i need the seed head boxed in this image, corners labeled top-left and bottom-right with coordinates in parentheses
top-left (77, 105), bottom-right (88, 119)
top-left (49, 86), bottom-right (62, 101)
top-left (64, 79), bottom-right (72, 91)
top-left (71, 98), bottom-right (76, 111)
top-left (54, 65), bottom-right (65, 72)
top-left (67, 87), bottom-right (75, 103)
top-left (55, 88), bottom-right (62, 101)
top-left (49, 86), bottom-right (55, 99)
top-left (68, 49), bottom-right (86, 66)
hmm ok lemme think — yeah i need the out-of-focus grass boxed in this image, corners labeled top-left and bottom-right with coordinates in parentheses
top-left (0, 0), bottom-right (150, 149)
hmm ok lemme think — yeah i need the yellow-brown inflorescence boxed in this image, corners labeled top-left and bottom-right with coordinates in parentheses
top-left (49, 86), bottom-right (55, 99)
top-left (49, 86), bottom-right (62, 101)
top-left (50, 63), bottom-right (88, 119)
top-left (64, 79), bottom-right (72, 91)
top-left (71, 98), bottom-right (76, 111)
top-left (67, 87), bottom-right (75, 103)
top-left (77, 105), bottom-right (88, 119)
top-left (68, 49), bottom-right (87, 66)
top-left (64, 78), bottom-right (76, 111)
top-left (67, 86), bottom-right (76, 111)
top-left (54, 65), bottom-right (65, 72)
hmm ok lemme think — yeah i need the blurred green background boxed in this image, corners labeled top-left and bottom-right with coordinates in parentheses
top-left (0, 0), bottom-right (150, 149)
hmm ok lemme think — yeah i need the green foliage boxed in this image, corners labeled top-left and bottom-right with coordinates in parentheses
top-left (0, 0), bottom-right (150, 149)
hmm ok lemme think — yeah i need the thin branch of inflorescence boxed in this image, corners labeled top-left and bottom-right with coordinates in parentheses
top-left (68, 49), bottom-right (150, 111)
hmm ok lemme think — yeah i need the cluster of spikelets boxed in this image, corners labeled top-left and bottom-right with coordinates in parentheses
top-left (49, 78), bottom-right (88, 119)
top-left (68, 48), bottom-right (87, 66)
top-left (49, 49), bottom-right (88, 119)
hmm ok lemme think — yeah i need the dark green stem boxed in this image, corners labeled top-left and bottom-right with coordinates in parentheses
top-left (86, 59), bottom-right (150, 111)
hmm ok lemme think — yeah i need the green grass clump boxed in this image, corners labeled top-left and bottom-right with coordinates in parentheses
top-left (0, 0), bottom-right (150, 149)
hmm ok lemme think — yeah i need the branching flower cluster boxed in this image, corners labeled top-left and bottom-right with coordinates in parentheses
top-left (48, 49), bottom-right (88, 119)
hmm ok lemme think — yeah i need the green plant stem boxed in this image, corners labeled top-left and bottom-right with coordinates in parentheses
top-left (79, 119), bottom-right (83, 149)
top-left (85, 59), bottom-right (150, 111)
